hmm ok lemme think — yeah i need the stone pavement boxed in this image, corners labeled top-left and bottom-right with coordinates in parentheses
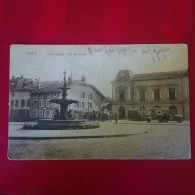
top-left (8, 120), bottom-right (191, 159)
top-left (8, 120), bottom-right (190, 139)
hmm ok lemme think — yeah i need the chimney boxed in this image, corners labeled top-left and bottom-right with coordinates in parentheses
top-left (21, 75), bottom-right (23, 79)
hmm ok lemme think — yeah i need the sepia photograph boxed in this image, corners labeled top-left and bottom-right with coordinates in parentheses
top-left (8, 44), bottom-right (191, 159)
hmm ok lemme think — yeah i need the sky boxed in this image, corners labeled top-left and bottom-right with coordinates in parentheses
top-left (10, 44), bottom-right (188, 97)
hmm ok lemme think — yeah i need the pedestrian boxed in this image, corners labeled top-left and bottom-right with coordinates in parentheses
top-left (102, 113), bottom-right (105, 122)
top-left (92, 112), bottom-right (96, 121)
top-left (115, 113), bottom-right (118, 124)
top-left (98, 112), bottom-right (100, 122)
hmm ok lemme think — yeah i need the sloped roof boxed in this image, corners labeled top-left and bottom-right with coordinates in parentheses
top-left (10, 77), bottom-right (33, 90)
top-left (31, 81), bottom-right (64, 94)
top-left (31, 80), bottom-right (105, 98)
top-left (133, 70), bottom-right (188, 81)
top-left (14, 81), bottom-right (58, 91)
top-left (112, 70), bottom-right (133, 82)
top-left (31, 80), bottom-right (81, 94)
top-left (75, 81), bottom-right (104, 98)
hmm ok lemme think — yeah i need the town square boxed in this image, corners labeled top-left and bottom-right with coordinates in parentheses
top-left (8, 44), bottom-right (191, 159)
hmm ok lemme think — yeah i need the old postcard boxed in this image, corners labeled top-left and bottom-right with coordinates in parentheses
top-left (8, 44), bottom-right (191, 159)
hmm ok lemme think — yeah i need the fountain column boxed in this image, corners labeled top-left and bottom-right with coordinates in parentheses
top-left (50, 71), bottom-right (78, 120)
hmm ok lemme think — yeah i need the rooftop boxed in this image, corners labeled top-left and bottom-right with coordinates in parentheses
top-left (112, 69), bottom-right (188, 82)
top-left (31, 80), bottom-right (105, 98)
top-left (133, 70), bottom-right (188, 81)
top-left (112, 70), bottom-right (133, 82)
top-left (31, 80), bottom-right (80, 94)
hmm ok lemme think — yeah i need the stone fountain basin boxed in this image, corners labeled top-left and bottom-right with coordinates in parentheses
top-left (23, 119), bottom-right (99, 130)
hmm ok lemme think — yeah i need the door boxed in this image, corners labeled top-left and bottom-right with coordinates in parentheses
top-left (119, 106), bottom-right (125, 118)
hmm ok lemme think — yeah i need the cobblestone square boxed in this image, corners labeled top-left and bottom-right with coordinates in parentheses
top-left (8, 120), bottom-right (191, 159)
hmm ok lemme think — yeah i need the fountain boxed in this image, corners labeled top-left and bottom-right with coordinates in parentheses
top-left (25, 71), bottom-right (99, 130)
top-left (50, 71), bottom-right (78, 120)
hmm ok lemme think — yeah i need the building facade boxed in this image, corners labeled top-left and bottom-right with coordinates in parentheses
top-left (111, 70), bottom-right (190, 120)
top-left (30, 89), bottom-right (61, 120)
top-left (9, 76), bottom-right (33, 121)
top-left (9, 75), bottom-right (59, 121)
top-left (30, 76), bottom-right (104, 119)
top-left (67, 79), bottom-right (104, 115)
top-left (9, 75), bottom-right (105, 121)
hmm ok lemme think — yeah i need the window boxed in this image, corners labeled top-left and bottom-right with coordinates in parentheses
top-left (154, 89), bottom-right (160, 100)
top-left (32, 100), bottom-right (38, 107)
top-left (139, 89), bottom-right (145, 102)
top-left (169, 88), bottom-right (176, 100)
top-left (21, 99), bottom-right (25, 107)
top-left (82, 102), bottom-right (85, 108)
top-left (32, 110), bottom-right (37, 118)
top-left (10, 109), bottom-right (14, 117)
top-left (52, 110), bottom-right (56, 118)
top-left (11, 100), bottom-right (14, 107)
top-left (82, 92), bottom-right (85, 98)
top-left (90, 103), bottom-right (92, 109)
top-left (15, 100), bottom-right (19, 107)
top-left (90, 94), bottom-right (93, 99)
top-left (39, 99), bottom-right (44, 107)
top-left (11, 92), bottom-right (15, 97)
top-left (47, 94), bottom-right (51, 98)
top-left (46, 99), bottom-right (50, 107)
top-left (40, 94), bottom-right (44, 98)
top-left (14, 110), bottom-right (17, 117)
top-left (38, 110), bottom-right (43, 118)
top-left (119, 90), bottom-right (125, 101)
top-left (27, 99), bottom-right (30, 107)
top-left (53, 93), bottom-right (56, 97)
top-left (46, 111), bottom-right (50, 118)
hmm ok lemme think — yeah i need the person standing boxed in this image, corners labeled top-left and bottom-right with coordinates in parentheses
top-left (115, 113), bottom-right (118, 124)
top-left (98, 112), bottom-right (100, 122)
top-left (102, 113), bottom-right (105, 122)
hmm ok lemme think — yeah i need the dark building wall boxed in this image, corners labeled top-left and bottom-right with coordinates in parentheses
top-left (9, 90), bottom-right (31, 121)
top-left (30, 92), bottom-right (61, 119)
